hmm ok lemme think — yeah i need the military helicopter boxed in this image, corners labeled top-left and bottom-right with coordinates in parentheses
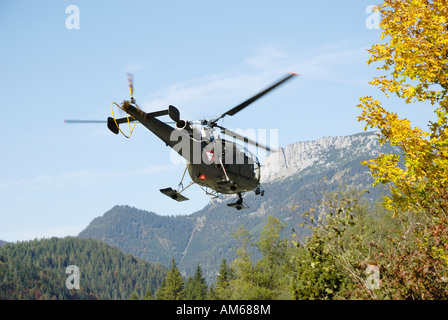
top-left (65, 72), bottom-right (298, 209)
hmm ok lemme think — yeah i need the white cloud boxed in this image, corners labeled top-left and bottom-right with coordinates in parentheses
top-left (245, 45), bottom-right (293, 70)
top-left (139, 42), bottom-right (369, 120)
top-left (290, 46), bottom-right (370, 85)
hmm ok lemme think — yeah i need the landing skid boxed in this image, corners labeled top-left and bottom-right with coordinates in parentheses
top-left (227, 202), bottom-right (249, 210)
top-left (226, 185), bottom-right (264, 210)
top-left (160, 187), bottom-right (189, 202)
top-left (255, 185), bottom-right (265, 196)
top-left (160, 166), bottom-right (193, 202)
top-left (227, 192), bottom-right (248, 210)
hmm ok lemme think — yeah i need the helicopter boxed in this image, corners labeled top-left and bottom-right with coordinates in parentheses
top-left (65, 72), bottom-right (298, 209)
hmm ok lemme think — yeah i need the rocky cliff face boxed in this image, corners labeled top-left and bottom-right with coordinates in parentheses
top-left (260, 131), bottom-right (382, 183)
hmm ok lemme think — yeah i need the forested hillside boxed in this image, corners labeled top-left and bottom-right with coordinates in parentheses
top-left (78, 206), bottom-right (195, 267)
top-left (79, 132), bottom-right (398, 281)
top-left (0, 237), bottom-right (167, 300)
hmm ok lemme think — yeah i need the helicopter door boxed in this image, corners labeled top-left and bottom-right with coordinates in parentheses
top-left (236, 145), bottom-right (257, 180)
top-left (221, 141), bottom-right (240, 177)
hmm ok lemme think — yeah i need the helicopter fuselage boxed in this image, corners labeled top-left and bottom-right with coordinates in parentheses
top-left (123, 104), bottom-right (261, 195)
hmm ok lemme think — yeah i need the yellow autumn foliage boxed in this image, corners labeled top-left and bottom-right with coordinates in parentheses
top-left (357, 0), bottom-right (448, 296)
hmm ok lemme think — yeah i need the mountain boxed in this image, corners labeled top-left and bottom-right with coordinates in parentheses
top-left (79, 206), bottom-right (195, 266)
top-left (261, 131), bottom-right (385, 183)
top-left (79, 131), bottom-right (401, 281)
top-left (0, 237), bottom-right (167, 299)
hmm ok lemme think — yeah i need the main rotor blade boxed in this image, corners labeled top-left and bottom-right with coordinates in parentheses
top-left (127, 73), bottom-right (134, 97)
top-left (64, 118), bottom-right (176, 125)
top-left (64, 117), bottom-right (137, 125)
top-left (64, 120), bottom-right (107, 123)
top-left (217, 125), bottom-right (275, 152)
top-left (211, 72), bottom-right (298, 124)
top-left (64, 118), bottom-right (136, 125)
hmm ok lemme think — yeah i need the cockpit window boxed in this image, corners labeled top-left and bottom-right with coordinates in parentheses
top-left (235, 143), bottom-right (260, 180)
top-left (220, 139), bottom-right (260, 181)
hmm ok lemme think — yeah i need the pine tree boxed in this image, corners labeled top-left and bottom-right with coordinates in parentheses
top-left (214, 258), bottom-right (234, 299)
top-left (143, 289), bottom-right (152, 300)
top-left (207, 284), bottom-right (218, 300)
top-left (130, 291), bottom-right (139, 300)
top-left (156, 258), bottom-right (185, 300)
top-left (255, 216), bottom-right (288, 296)
top-left (185, 265), bottom-right (207, 300)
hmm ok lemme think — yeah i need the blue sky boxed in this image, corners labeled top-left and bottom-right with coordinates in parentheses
top-left (0, 1), bottom-right (437, 242)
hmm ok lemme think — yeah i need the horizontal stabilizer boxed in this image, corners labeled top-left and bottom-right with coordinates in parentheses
top-left (160, 187), bottom-right (189, 202)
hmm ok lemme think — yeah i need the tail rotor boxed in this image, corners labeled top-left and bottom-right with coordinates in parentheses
top-left (109, 73), bottom-right (139, 138)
